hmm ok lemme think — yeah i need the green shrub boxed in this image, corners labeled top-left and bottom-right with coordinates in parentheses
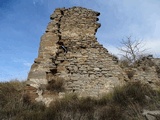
top-left (124, 102), bottom-right (144, 120)
top-left (0, 80), bottom-right (24, 119)
top-left (112, 82), bottom-right (153, 106)
top-left (78, 97), bottom-right (94, 112)
top-left (99, 104), bottom-right (124, 120)
top-left (95, 94), bottom-right (112, 106)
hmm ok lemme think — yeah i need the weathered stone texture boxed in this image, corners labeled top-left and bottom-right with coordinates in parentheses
top-left (123, 57), bottom-right (160, 90)
top-left (26, 7), bottom-right (128, 106)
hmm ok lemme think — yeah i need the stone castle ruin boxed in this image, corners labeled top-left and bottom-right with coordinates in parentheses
top-left (26, 7), bottom-right (160, 106)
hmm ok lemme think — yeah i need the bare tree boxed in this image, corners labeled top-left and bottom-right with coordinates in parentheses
top-left (118, 36), bottom-right (147, 63)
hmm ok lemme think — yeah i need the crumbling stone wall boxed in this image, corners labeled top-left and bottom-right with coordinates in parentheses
top-left (123, 57), bottom-right (160, 89)
top-left (26, 7), bottom-right (128, 106)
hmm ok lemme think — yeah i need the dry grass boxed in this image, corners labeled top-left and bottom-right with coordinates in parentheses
top-left (46, 78), bottom-right (64, 92)
top-left (0, 80), bottom-right (160, 120)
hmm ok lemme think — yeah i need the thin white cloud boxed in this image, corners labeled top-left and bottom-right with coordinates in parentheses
top-left (104, 38), bottom-right (160, 59)
top-left (12, 58), bottom-right (32, 67)
top-left (32, 0), bottom-right (38, 5)
top-left (144, 39), bottom-right (160, 57)
top-left (104, 44), bottom-right (120, 56)
top-left (23, 62), bottom-right (32, 67)
top-left (32, 0), bottom-right (44, 6)
top-left (1, 0), bottom-right (160, 81)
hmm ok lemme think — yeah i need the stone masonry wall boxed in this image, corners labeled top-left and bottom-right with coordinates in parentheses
top-left (123, 57), bottom-right (160, 90)
top-left (26, 7), bottom-right (128, 106)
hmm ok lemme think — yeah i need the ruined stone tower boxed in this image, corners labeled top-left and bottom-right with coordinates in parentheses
top-left (26, 7), bottom-right (128, 106)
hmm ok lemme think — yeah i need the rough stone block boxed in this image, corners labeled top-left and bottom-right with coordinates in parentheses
top-left (28, 71), bottom-right (46, 79)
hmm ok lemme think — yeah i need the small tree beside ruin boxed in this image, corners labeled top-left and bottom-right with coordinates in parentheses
top-left (118, 36), bottom-right (147, 64)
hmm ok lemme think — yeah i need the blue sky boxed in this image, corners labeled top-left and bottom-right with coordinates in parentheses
top-left (0, 0), bottom-right (160, 81)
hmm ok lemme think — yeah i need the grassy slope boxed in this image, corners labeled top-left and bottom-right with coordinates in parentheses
top-left (0, 80), bottom-right (160, 120)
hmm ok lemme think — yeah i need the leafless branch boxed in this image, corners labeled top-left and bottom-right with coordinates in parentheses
top-left (118, 36), bottom-right (147, 63)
